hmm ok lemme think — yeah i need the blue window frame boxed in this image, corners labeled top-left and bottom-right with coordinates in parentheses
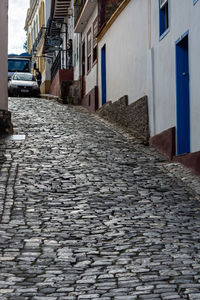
top-left (159, 0), bottom-right (169, 40)
top-left (193, 0), bottom-right (199, 5)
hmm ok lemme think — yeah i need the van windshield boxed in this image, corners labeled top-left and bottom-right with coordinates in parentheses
top-left (8, 59), bottom-right (30, 72)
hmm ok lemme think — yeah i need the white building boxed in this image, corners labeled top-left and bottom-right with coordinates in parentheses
top-left (0, 0), bottom-right (8, 112)
top-left (74, 0), bottom-right (99, 111)
top-left (71, 0), bottom-right (82, 92)
top-left (25, 0), bottom-right (52, 94)
top-left (0, 0), bottom-right (12, 134)
top-left (149, 0), bottom-right (200, 175)
top-left (97, 0), bottom-right (200, 175)
top-left (42, 0), bottom-right (74, 99)
top-left (98, 0), bottom-right (148, 112)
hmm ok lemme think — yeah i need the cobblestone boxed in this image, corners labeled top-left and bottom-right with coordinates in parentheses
top-left (0, 97), bottom-right (200, 299)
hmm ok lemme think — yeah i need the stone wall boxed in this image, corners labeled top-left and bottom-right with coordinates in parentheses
top-left (97, 95), bottom-right (149, 142)
top-left (69, 79), bottom-right (82, 105)
top-left (0, 110), bottom-right (13, 135)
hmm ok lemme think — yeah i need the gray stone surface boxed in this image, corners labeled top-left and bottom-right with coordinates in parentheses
top-left (0, 96), bottom-right (200, 299)
top-left (97, 95), bottom-right (149, 142)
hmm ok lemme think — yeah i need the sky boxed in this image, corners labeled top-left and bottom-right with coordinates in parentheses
top-left (8, 0), bottom-right (30, 54)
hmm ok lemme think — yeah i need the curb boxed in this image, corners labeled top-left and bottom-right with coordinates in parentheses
top-left (40, 94), bottom-right (63, 103)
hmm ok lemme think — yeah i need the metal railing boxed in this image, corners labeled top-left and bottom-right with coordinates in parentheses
top-left (30, 27), bottom-right (46, 55)
top-left (51, 50), bottom-right (73, 81)
top-left (51, 51), bottom-right (61, 81)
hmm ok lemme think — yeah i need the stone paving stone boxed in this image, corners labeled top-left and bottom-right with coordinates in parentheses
top-left (0, 97), bottom-right (199, 298)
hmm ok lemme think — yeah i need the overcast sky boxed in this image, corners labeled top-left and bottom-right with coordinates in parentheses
top-left (8, 0), bottom-right (30, 54)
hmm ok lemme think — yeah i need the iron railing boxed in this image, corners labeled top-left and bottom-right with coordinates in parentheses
top-left (51, 50), bottom-right (73, 81)
top-left (51, 51), bottom-right (61, 81)
top-left (31, 27), bottom-right (46, 55)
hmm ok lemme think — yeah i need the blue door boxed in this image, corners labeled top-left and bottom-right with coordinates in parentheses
top-left (101, 45), bottom-right (107, 106)
top-left (176, 33), bottom-right (190, 155)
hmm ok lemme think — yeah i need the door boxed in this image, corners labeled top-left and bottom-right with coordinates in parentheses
top-left (101, 45), bottom-right (107, 106)
top-left (82, 41), bottom-right (86, 98)
top-left (176, 33), bottom-right (190, 155)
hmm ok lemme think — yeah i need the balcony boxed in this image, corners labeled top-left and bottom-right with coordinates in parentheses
top-left (51, 50), bottom-right (73, 81)
top-left (52, 0), bottom-right (71, 21)
top-left (74, 0), bottom-right (86, 25)
top-left (74, 0), bottom-right (97, 33)
top-left (50, 50), bottom-right (73, 98)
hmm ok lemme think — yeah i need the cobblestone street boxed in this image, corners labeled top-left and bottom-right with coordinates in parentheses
top-left (0, 97), bottom-right (200, 300)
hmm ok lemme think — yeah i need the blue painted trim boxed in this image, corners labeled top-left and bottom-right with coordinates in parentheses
top-left (159, 28), bottom-right (170, 41)
top-left (181, 30), bottom-right (189, 40)
top-left (193, 0), bottom-right (199, 5)
top-left (175, 30), bottom-right (190, 45)
top-left (175, 30), bottom-right (191, 155)
top-left (158, 0), bottom-right (169, 40)
top-left (101, 45), bottom-right (107, 106)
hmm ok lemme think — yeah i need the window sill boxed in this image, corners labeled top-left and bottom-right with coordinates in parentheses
top-left (159, 28), bottom-right (170, 41)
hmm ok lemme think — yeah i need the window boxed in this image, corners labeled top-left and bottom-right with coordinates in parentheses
top-left (93, 18), bottom-right (98, 64)
top-left (159, 0), bottom-right (169, 39)
top-left (87, 29), bottom-right (92, 72)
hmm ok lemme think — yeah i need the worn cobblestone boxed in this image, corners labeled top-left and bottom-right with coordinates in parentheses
top-left (0, 97), bottom-right (200, 299)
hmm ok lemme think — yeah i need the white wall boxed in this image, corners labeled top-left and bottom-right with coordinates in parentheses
top-left (73, 33), bottom-right (82, 81)
top-left (150, 0), bottom-right (200, 152)
top-left (0, 0), bottom-right (8, 111)
top-left (97, 0), bottom-right (200, 154)
top-left (45, 0), bottom-right (51, 24)
top-left (82, 4), bottom-right (98, 94)
top-left (98, 0), bottom-right (148, 110)
top-left (67, 0), bottom-right (82, 81)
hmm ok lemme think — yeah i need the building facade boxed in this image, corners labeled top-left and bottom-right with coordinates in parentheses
top-left (42, 0), bottom-right (73, 100)
top-left (74, 0), bottom-right (124, 111)
top-left (97, 0), bottom-right (149, 140)
top-left (0, 0), bottom-right (13, 134)
top-left (97, 0), bottom-right (200, 174)
top-left (149, 0), bottom-right (200, 175)
top-left (74, 0), bottom-right (99, 111)
top-left (25, 0), bottom-right (52, 94)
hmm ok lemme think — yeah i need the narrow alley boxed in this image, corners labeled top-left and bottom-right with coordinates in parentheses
top-left (0, 97), bottom-right (200, 300)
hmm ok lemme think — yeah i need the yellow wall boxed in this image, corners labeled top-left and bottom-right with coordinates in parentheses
top-left (39, 1), bottom-right (45, 29)
top-left (38, 1), bottom-right (45, 74)
top-left (28, 33), bottom-right (31, 54)
top-left (40, 56), bottom-right (45, 75)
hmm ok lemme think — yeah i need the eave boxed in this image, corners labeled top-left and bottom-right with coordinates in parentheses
top-left (97, 0), bottom-right (131, 42)
top-left (74, 0), bottom-right (97, 33)
top-left (51, 0), bottom-right (71, 22)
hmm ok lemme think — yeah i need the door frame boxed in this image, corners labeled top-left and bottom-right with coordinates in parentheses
top-left (175, 30), bottom-right (190, 155)
top-left (81, 40), bottom-right (86, 99)
top-left (101, 44), bottom-right (107, 106)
